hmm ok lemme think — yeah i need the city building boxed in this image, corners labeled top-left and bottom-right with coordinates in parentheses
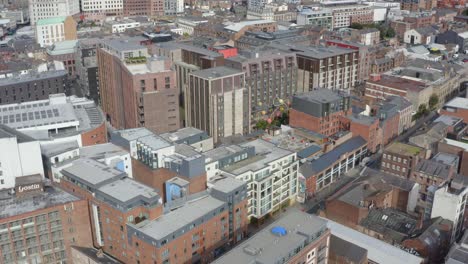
top-left (35, 16), bottom-right (77, 47)
top-left (213, 210), bottom-right (330, 264)
top-left (0, 125), bottom-right (44, 190)
top-left (159, 127), bottom-right (213, 152)
top-left (47, 40), bottom-right (78, 77)
top-left (341, 114), bottom-right (382, 153)
top-left (409, 122), bottom-right (448, 155)
top-left (185, 66), bottom-right (248, 143)
top-left (365, 74), bottom-right (431, 110)
top-left (441, 97), bottom-right (468, 123)
top-left (80, 0), bottom-right (123, 21)
top-left (404, 27), bottom-right (438, 45)
top-left (103, 19), bottom-right (140, 33)
top-left (381, 142), bottom-right (426, 178)
top-left (325, 167), bottom-right (419, 228)
top-left (0, 94), bottom-right (107, 146)
top-left (290, 89), bottom-right (351, 136)
top-left (225, 49), bottom-right (297, 123)
top-left (59, 156), bottom-right (248, 264)
top-left (297, 8), bottom-right (333, 30)
top-left (400, 0), bottom-right (437, 11)
top-left (0, 62), bottom-right (69, 105)
top-left (220, 139), bottom-right (299, 220)
top-left (351, 28), bottom-right (380, 46)
top-left (164, 0), bottom-right (184, 15)
top-left (0, 174), bottom-right (93, 263)
top-left (322, 1), bottom-right (374, 28)
top-left (327, 219), bottom-right (424, 264)
top-left (28, 0), bottom-right (80, 25)
top-left (75, 38), bottom-right (101, 104)
top-left (436, 30), bottom-right (468, 53)
top-left (71, 246), bottom-right (121, 264)
top-left (431, 181), bottom-right (468, 242)
top-left (329, 235), bottom-right (368, 264)
top-left (300, 136), bottom-right (367, 196)
top-left (277, 44), bottom-right (359, 93)
top-left (122, 0), bottom-right (164, 16)
top-left (175, 16), bottom-right (209, 36)
top-left (377, 96), bottom-right (413, 145)
top-left (445, 230), bottom-right (468, 263)
top-left (97, 39), bottom-right (180, 133)
top-left (411, 159), bottom-right (455, 217)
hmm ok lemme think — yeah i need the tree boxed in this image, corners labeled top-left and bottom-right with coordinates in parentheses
top-left (413, 103), bottom-right (429, 120)
top-left (350, 23), bottom-right (364, 29)
top-left (255, 120), bottom-right (268, 130)
top-left (429, 94), bottom-right (439, 110)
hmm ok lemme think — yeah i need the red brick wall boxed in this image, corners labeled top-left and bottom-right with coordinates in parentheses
top-left (81, 122), bottom-right (108, 146)
top-left (290, 109), bottom-right (346, 136)
top-left (325, 199), bottom-right (368, 228)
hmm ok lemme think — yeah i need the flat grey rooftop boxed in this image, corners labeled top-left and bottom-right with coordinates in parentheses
top-left (98, 178), bottom-right (159, 202)
top-left (61, 158), bottom-right (125, 187)
top-left (160, 127), bottom-right (206, 142)
top-left (210, 175), bottom-right (245, 193)
top-left (432, 152), bottom-right (459, 167)
top-left (0, 124), bottom-right (35, 143)
top-left (191, 66), bottom-right (243, 79)
top-left (41, 141), bottom-right (79, 158)
top-left (223, 139), bottom-right (292, 175)
top-left (114, 127), bottom-right (154, 141)
top-left (136, 195), bottom-right (225, 240)
top-left (80, 143), bottom-right (128, 160)
top-left (415, 159), bottom-right (452, 180)
top-left (204, 144), bottom-right (246, 162)
top-left (293, 89), bottom-right (343, 104)
top-left (434, 115), bottom-right (463, 126)
top-left (213, 210), bottom-right (328, 264)
top-left (444, 97), bottom-right (468, 110)
top-left (0, 186), bottom-right (79, 218)
top-left (137, 134), bottom-right (172, 150)
top-left (104, 39), bottom-right (144, 52)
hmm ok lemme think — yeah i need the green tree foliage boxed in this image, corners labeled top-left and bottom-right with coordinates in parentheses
top-left (413, 103), bottom-right (429, 121)
top-left (429, 94), bottom-right (439, 111)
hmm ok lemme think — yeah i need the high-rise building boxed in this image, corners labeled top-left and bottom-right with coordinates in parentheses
top-left (75, 38), bottom-right (101, 104)
top-left (225, 49), bottom-right (297, 124)
top-left (0, 125), bottom-right (44, 190)
top-left (28, 0), bottom-right (79, 25)
top-left (185, 66), bottom-right (249, 143)
top-left (274, 44), bottom-right (358, 93)
top-left (80, 0), bottom-right (123, 21)
top-left (97, 39), bottom-right (180, 133)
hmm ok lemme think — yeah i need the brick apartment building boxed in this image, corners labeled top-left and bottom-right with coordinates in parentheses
top-left (325, 168), bottom-right (419, 228)
top-left (377, 96), bottom-right (414, 145)
top-left (411, 159), bottom-right (455, 218)
top-left (365, 74), bottom-right (430, 109)
top-left (290, 89), bottom-right (352, 136)
top-left (59, 157), bottom-right (248, 264)
top-left (341, 114), bottom-right (382, 153)
top-left (401, 0), bottom-right (437, 11)
top-left (123, 0), bottom-right (164, 16)
top-left (441, 97), bottom-right (468, 123)
top-left (0, 174), bottom-right (93, 263)
top-left (97, 39), bottom-right (180, 134)
top-left (381, 142), bottom-right (426, 178)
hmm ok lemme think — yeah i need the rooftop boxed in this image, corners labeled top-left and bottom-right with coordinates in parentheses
top-left (444, 97), bottom-right (468, 110)
top-left (0, 124), bottom-right (35, 143)
top-left (415, 159), bottom-right (452, 180)
top-left (203, 144), bottom-right (248, 163)
top-left (359, 208), bottom-right (418, 243)
top-left (385, 142), bottom-right (423, 156)
top-left (213, 210), bottom-right (328, 264)
top-left (41, 141), bottom-right (79, 158)
top-left (191, 66), bottom-right (243, 79)
top-left (159, 127), bottom-right (209, 144)
top-left (0, 186), bottom-right (79, 218)
top-left (288, 45), bottom-right (357, 59)
top-left (137, 134), bottom-right (172, 150)
top-left (434, 115), bottom-right (463, 127)
top-left (224, 20), bottom-right (276, 32)
top-left (329, 235), bottom-right (368, 264)
top-left (135, 195), bottom-right (225, 241)
top-left (223, 139), bottom-right (293, 175)
top-left (432, 152), bottom-right (459, 168)
top-left (210, 175), bottom-right (246, 194)
top-left (98, 178), bottom-right (159, 203)
top-left (47, 40), bottom-right (78, 56)
top-left (79, 143), bottom-right (128, 160)
top-left (327, 219), bottom-right (423, 264)
top-left (293, 89), bottom-right (344, 104)
top-left (61, 158), bottom-right (125, 188)
top-left (71, 247), bottom-right (122, 264)
top-left (301, 136), bottom-right (366, 177)
top-left (367, 75), bottom-right (427, 92)
top-left (37, 16), bottom-right (66, 26)
top-left (112, 127), bottom-right (154, 142)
